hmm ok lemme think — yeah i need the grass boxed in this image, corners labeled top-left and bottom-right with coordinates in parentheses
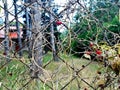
top-left (0, 52), bottom-right (112, 90)
top-left (42, 54), bottom-right (101, 90)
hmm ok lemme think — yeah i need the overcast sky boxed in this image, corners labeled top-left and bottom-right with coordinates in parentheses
top-left (54, 0), bottom-right (67, 5)
top-left (0, 0), bottom-right (67, 22)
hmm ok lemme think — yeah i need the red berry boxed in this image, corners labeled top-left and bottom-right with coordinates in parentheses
top-left (56, 20), bottom-right (62, 25)
top-left (89, 42), bottom-right (94, 47)
top-left (96, 49), bottom-right (102, 55)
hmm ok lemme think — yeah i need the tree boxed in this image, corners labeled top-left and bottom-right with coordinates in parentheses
top-left (13, 0), bottom-right (23, 57)
top-left (23, 0), bottom-right (32, 58)
top-left (4, 0), bottom-right (10, 61)
top-left (70, 0), bottom-right (120, 56)
top-left (27, 0), bottom-right (43, 78)
top-left (41, 0), bottom-right (60, 61)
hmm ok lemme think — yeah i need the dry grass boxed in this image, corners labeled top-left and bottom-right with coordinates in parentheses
top-left (0, 52), bottom-right (117, 90)
top-left (41, 57), bottom-right (101, 90)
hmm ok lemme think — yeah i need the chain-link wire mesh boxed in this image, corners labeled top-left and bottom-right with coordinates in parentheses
top-left (0, 0), bottom-right (120, 90)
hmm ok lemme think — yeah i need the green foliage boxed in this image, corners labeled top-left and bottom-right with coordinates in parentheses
top-left (103, 16), bottom-right (120, 44)
top-left (0, 59), bottom-right (28, 90)
top-left (93, 0), bottom-right (118, 22)
top-left (108, 16), bottom-right (120, 33)
top-left (69, 0), bottom-right (120, 56)
top-left (70, 17), bottom-right (103, 56)
top-left (43, 52), bottom-right (52, 63)
top-left (9, 22), bottom-right (16, 26)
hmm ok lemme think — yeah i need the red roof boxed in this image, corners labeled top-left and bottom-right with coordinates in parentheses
top-left (9, 32), bottom-right (18, 38)
top-left (0, 26), bottom-right (23, 39)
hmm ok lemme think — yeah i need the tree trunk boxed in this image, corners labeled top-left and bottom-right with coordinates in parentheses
top-left (24, 0), bottom-right (32, 58)
top-left (13, 0), bottom-right (23, 57)
top-left (30, 0), bottom-right (43, 78)
top-left (4, 0), bottom-right (9, 61)
top-left (50, 1), bottom-right (58, 61)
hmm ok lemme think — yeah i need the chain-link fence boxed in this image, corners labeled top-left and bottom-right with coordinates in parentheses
top-left (0, 0), bottom-right (120, 90)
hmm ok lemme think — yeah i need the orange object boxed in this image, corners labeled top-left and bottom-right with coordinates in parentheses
top-left (9, 32), bottom-right (18, 38)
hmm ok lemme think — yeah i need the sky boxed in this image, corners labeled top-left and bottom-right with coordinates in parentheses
top-left (0, 0), bottom-right (68, 32)
top-left (0, 0), bottom-right (69, 32)
top-left (0, 0), bottom-right (68, 23)
top-left (54, 0), bottom-right (68, 5)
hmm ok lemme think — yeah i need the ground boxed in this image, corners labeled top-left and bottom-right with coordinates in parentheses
top-left (0, 52), bottom-right (118, 90)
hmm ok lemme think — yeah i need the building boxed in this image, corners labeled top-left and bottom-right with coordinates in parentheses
top-left (0, 26), bottom-right (24, 51)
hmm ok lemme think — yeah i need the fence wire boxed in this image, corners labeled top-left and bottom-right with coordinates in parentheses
top-left (0, 0), bottom-right (120, 90)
